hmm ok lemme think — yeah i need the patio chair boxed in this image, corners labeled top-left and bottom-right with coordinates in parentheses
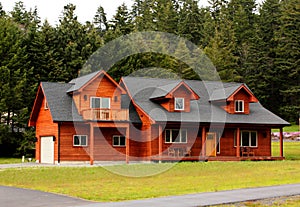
top-left (184, 147), bottom-right (192, 157)
top-left (168, 147), bottom-right (176, 157)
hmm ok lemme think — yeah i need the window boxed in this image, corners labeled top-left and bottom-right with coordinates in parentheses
top-left (113, 135), bottom-right (126, 147)
top-left (90, 97), bottom-right (110, 109)
top-left (44, 100), bottom-right (48, 110)
top-left (165, 129), bottom-right (187, 143)
top-left (235, 100), bottom-right (244, 112)
top-left (175, 98), bottom-right (184, 110)
top-left (241, 131), bottom-right (257, 147)
top-left (234, 131), bottom-right (257, 147)
top-left (73, 135), bottom-right (88, 146)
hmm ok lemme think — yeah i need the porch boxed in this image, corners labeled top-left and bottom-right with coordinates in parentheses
top-left (151, 155), bottom-right (285, 162)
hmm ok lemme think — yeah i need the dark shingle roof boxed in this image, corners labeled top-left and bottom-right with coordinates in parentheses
top-left (42, 82), bottom-right (83, 122)
top-left (122, 76), bottom-right (289, 126)
top-left (67, 71), bottom-right (100, 93)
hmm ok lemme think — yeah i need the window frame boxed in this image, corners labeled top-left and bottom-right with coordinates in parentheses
top-left (235, 100), bottom-right (244, 113)
top-left (113, 135), bottom-right (126, 147)
top-left (90, 97), bottom-right (111, 109)
top-left (234, 130), bottom-right (257, 147)
top-left (165, 129), bottom-right (187, 143)
top-left (174, 97), bottom-right (185, 111)
top-left (73, 135), bottom-right (88, 147)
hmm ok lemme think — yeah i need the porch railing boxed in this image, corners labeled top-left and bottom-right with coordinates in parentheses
top-left (82, 109), bottom-right (129, 121)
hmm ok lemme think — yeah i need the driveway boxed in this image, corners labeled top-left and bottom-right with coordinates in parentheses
top-left (1, 183), bottom-right (300, 207)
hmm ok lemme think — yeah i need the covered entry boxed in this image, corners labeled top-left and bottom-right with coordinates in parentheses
top-left (40, 136), bottom-right (54, 164)
top-left (206, 132), bottom-right (217, 156)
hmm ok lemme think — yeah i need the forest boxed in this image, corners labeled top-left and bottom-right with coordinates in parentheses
top-left (0, 0), bottom-right (299, 157)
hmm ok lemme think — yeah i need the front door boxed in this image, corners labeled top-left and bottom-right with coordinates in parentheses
top-left (40, 136), bottom-right (54, 164)
top-left (206, 133), bottom-right (216, 156)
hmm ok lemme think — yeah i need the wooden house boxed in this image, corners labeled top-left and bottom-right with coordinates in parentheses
top-left (28, 70), bottom-right (289, 164)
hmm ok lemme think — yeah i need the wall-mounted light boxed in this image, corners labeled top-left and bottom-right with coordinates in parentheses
top-left (34, 137), bottom-right (38, 142)
top-left (53, 136), bottom-right (56, 142)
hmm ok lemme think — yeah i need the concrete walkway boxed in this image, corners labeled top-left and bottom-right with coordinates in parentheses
top-left (1, 184), bottom-right (299, 207)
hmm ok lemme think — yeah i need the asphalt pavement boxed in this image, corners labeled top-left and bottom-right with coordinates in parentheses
top-left (1, 184), bottom-right (300, 207)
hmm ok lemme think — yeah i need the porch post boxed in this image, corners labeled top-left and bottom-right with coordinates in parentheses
top-left (280, 128), bottom-right (284, 157)
top-left (201, 127), bottom-right (206, 158)
top-left (236, 128), bottom-right (240, 157)
top-left (158, 125), bottom-right (162, 163)
top-left (126, 126), bottom-right (130, 164)
top-left (90, 124), bottom-right (94, 165)
top-left (148, 126), bottom-right (152, 161)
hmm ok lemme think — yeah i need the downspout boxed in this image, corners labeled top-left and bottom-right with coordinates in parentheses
top-left (58, 122), bottom-right (61, 164)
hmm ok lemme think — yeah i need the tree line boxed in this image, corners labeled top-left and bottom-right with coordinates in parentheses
top-left (0, 0), bottom-right (299, 156)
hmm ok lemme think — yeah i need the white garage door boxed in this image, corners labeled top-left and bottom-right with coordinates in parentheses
top-left (41, 136), bottom-right (54, 164)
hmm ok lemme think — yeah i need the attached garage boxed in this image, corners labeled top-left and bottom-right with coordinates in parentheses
top-left (40, 136), bottom-right (54, 164)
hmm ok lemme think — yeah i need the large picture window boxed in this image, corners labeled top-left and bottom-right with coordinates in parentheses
top-left (235, 100), bottom-right (244, 112)
top-left (165, 129), bottom-right (187, 143)
top-left (90, 97), bottom-right (110, 109)
top-left (113, 135), bottom-right (126, 147)
top-left (241, 131), bottom-right (257, 147)
top-left (175, 98), bottom-right (184, 110)
top-left (73, 135), bottom-right (88, 146)
top-left (234, 131), bottom-right (257, 147)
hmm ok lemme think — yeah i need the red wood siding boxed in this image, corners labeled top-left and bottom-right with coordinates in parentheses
top-left (224, 89), bottom-right (250, 114)
top-left (93, 127), bottom-right (127, 161)
top-left (35, 97), bottom-right (58, 162)
top-left (74, 74), bottom-right (123, 115)
top-left (217, 128), bottom-right (271, 157)
top-left (59, 123), bottom-right (90, 161)
top-left (159, 85), bottom-right (192, 112)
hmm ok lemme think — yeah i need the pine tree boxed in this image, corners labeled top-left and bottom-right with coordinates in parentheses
top-left (275, 0), bottom-right (300, 122)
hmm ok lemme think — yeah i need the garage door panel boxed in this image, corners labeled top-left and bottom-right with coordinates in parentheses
top-left (41, 136), bottom-right (54, 164)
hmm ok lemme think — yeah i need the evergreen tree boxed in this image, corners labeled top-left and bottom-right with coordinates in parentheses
top-left (275, 0), bottom-right (300, 122)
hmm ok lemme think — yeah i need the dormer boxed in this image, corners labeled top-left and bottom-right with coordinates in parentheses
top-left (150, 81), bottom-right (200, 112)
top-left (67, 70), bottom-right (128, 121)
top-left (210, 84), bottom-right (258, 115)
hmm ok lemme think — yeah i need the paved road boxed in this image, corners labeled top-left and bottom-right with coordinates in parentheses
top-left (1, 183), bottom-right (300, 207)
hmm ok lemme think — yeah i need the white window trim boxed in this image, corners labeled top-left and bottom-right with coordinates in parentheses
top-left (234, 130), bottom-right (257, 147)
top-left (73, 135), bottom-right (88, 147)
top-left (235, 100), bottom-right (244, 112)
top-left (175, 98), bottom-right (185, 111)
top-left (113, 135), bottom-right (126, 147)
top-left (165, 129), bottom-right (187, 143)
top-left (90, 97), bottom-right (111, 109)
top-left (44, 100), bottom-right (49, 110)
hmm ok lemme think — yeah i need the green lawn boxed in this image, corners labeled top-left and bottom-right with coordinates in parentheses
top-left (272, 125), bottom-right (299, 133)
top-left (272, 142), bottom-right (300, 160)
top-left (0, 161), bottom-right (299, 201)
top-left (0, 142), bottom-right (299, 202)
top-left (0, 158), bottom-right (22, 164)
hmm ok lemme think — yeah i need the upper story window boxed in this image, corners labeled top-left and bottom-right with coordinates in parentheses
top-left (235, 100), bottom-right (244, 112)
top-left (175, 98), bottom-right (184, 110)
top-left (90, 97), bottom-right (110, 109)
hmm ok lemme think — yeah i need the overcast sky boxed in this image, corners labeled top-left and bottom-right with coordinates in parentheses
top-left (1, 0), bottom-right (212, 25)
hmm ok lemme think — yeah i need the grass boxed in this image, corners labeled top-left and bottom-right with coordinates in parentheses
top-left (272, 141), bottom-right (300, 160)
top-left (272, 125), bottom-right (299, 133)
top-left (213, 195), bottom-right (300, 207)
top-left (0, 142), bottom-right (299, 202)
top-left (0, 161), bottom-right (299, 201)
top-left (0, 157), bottom-right (22, 164)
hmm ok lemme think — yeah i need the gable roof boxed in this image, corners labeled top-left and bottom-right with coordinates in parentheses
top-left (41, 82), bottom-right (84, 122)
top-left (150, 81), bottom-right (199, 100)
top-left (67, 70), bottom-right (126, 94)
top-left (121, 76), bottom-right (289, 126)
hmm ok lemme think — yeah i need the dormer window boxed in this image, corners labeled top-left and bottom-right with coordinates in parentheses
top-left (235, 100), bottom-right (244, 113)
top-left (175, 98), bottom-right (184, 110)
top-left (90, 97), bottom-right (110, 109)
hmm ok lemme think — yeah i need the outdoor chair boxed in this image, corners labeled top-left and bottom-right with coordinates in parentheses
top-left (168, 147), bottom-right (176, 157)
